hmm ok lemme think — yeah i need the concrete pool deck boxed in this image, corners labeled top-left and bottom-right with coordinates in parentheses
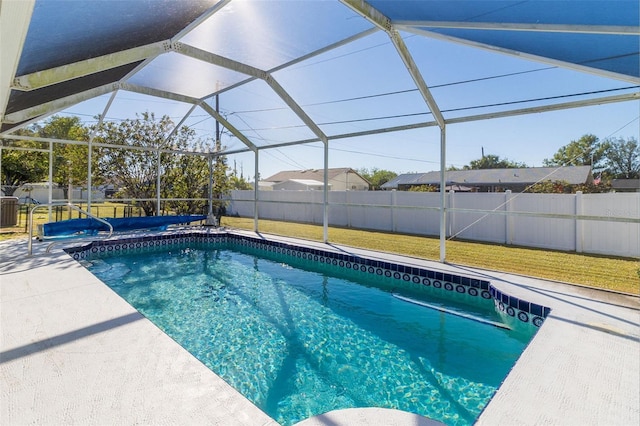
top-left (1, 229), bottom-right (638, 425)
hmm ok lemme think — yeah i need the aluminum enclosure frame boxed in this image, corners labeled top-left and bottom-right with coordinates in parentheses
top-left (1, 0), bottom-right (638, 262)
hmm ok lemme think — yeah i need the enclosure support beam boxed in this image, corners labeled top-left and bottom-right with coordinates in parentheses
top-left (176, 42), bottom-right (329, 141)
top-left (340, 0), bottom-right (445, 129)
top-left (323, 140), bottom-right (329, 243)
top-left (87, 138), bottom-right (93, 212)
top-left (172, 91), bottom-right (640, 154)
top-left (0, 0), bottom-right (34, 120)
top-left (199, 101), bottom-right (258, 152)
top-left (164, 104), bottom-right (198, 144)
top-left (254, 151), bottom-right (259, 233)
top-left (12, 41), bottom-right (169, 91)
top-left (0, 147), bottom-right (2, 222)
top-left (48, 142), bottom-right (53, 220)
top-left (173, 0), bottom-right (232, 41)
top-left (342, 0), bottom-right (448, 258)
top-left (174, 43), bottom-right (331, 215)
top-left (208, 154), bottom-right (213, 217)
top-left (445, 91), bottom-right (640, 124)
top-left (156, 150), bottom-right (161, 216)
top-left (209, 27), bottom-right (379, 98)
top-left (439, 126), bottom-right (447, 263)
top-left (388, 31), bottom-right (446, 129)
top-left (87, 90), bottom-right (117, 213)
top-left (394, 21), bottom-right (639, 35)
top-left (209, 94), bottom-right (220, 225)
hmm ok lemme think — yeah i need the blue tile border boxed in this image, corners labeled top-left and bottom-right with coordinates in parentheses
top-left (66, 231), bottom-right (551, 327)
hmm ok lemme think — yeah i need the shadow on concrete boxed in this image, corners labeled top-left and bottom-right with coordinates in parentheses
top-left (0, 312), bottom-right (144, 364)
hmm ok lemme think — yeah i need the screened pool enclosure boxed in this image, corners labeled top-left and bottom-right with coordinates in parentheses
top-left (1, 0), bottom-right (638, 260)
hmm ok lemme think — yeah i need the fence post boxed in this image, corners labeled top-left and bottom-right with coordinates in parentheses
top-left (391, 190), bottom-right (396, 232)
top-left (575, 191), bottom-right (583, 253)
top-left (448, 190), bottom-right (455, 237)
top-left (505, 190), bottom-right (513, 245)
top-left (346, 190), bottom-right (351, 228)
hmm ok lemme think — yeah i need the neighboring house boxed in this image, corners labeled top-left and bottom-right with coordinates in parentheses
top-left (13, 182), bottom-right (106, 203)
top-left (258, 181), bottom-right (276, 191)
top-left (611, 179), bottom-right (640, 192)
top-left (14, 182), bottom-right (64, 204)
top-left (381, 166), bottom-right (593, 192)
top-left (98, 184), bottom-right (117, 198)
top-left (262, 168), bottom-right (370, 191)
top-left (272, 179), bottom-right (330, 191)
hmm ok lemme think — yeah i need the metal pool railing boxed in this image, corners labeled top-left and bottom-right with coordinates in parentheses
top-left (28, 203), bottom-right (113, 256)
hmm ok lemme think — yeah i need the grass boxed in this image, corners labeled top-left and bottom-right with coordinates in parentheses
top-left (220, 216), bottom-right (640, 295)
top-left (2, 211), bottom-right (637, 295)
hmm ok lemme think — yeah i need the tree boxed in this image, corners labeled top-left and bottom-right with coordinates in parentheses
top-left (357, 167), bottom-right (397, 190)
top-left (1, 115), bottom-right (91, 195)
top-left (465, 154), bottom-right (526, 169)
top-left (209, 136), bottom-right (231, 219)
top-left (95, 112), bottom-right (209, 216)
top-left (526, 180), bottom-right (612, 194)
top-left (164, 148), bottom-right (210, 215)
top-left (543, 134), bottom-right (607, 171)
top-left (229, 174), bottom-right (253, 190)
top-left (1, 128), bottom-right (49, 193)
top-left (35, 115), bottom-right (93, 196)
top-left (229, 175), bottom-right (253, 190)
top-left (228, 160), bottom-right (253, 190)
top-left (603, 136), bottom-right (639, 179)
top-left (211, 153), bottom-right (229, 199)
top-left (527, 180), bottom-right (573, 194)
top-left (408, 184), bottom-right (438, 192)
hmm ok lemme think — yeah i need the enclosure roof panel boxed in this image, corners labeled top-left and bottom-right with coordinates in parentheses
top-left (381, 0), bottom-right (640, 80)
top-left (5, 62), bottom-right (143, 116)
top-left (15, 0), bottom-right (218, 75)
top-left (180, 0), bottom-right (373, 71)
top-left (370, 0), bottom-right (638, 26)
top-left (421, 29), bottom-right (639, 80)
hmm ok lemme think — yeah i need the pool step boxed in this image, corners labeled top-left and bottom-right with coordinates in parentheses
top-left (392, 293), bottom-right (511, 330)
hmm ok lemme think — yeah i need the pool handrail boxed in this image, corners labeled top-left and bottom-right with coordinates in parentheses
top-left (28, 203), bottom-right (113, 256)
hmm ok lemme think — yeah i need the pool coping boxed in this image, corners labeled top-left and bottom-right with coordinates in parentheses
top-left (1, 227), bottom-right (639, 425)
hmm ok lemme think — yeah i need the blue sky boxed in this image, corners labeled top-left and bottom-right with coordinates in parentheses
top-left (61, 27), bottom-right (639, 181)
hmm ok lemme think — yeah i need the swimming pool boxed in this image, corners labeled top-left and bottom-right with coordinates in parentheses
top-left (70, 232), bottom-right (549, 425)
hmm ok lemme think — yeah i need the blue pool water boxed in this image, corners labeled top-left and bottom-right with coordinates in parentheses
top-left (84, 243), bottom-right (537, 426)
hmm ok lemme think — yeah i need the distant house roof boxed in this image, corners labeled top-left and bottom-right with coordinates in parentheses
top-left (611, 179), bottom-right (640, 191)
top-left (381, 173), bottom-right (429, 189)
top-left (381, 166), bottom-right (593, 189)
top-left (19, 182), bottom-right (60, 188)
top-left (380, 173), bottom-right (426, 188)
top-left (263, 168), bottom-right (365, 183)
top-left (272, 179), bottom-right (331, 191)
top-left (285, 179), bottom-right (326, 186)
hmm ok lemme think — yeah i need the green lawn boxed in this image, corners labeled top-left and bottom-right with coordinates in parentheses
top-left (2, 212), bottom-right (637, 294)
top-left (221, 216), bottom-right (640, 295)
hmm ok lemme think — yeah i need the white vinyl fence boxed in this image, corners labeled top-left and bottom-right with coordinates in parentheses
top-left (228, 190), bottom-right (640, 258)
